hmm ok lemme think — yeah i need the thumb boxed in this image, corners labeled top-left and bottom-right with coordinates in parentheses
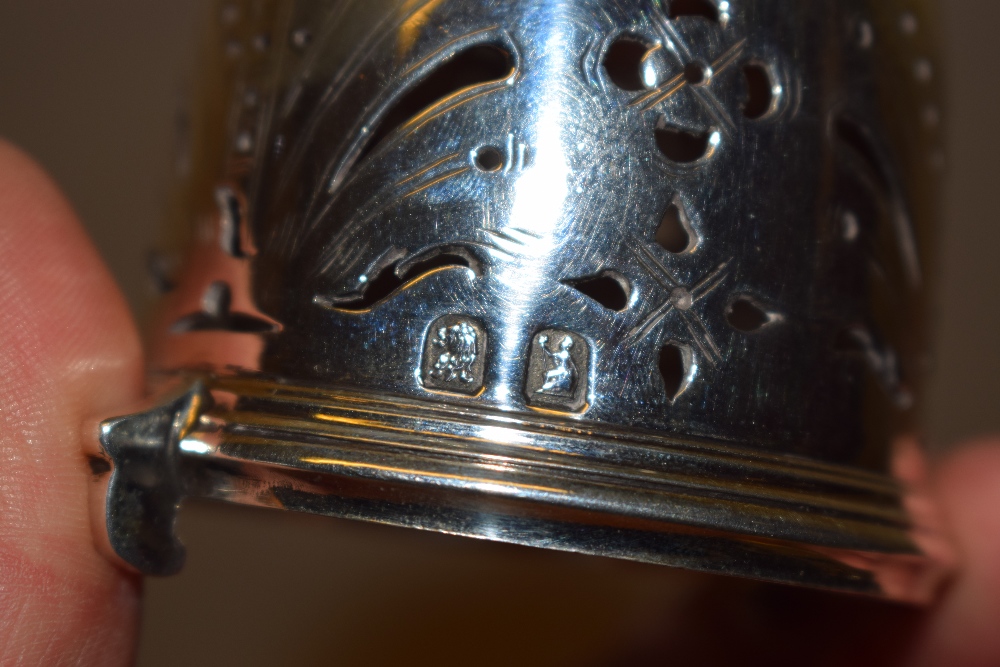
top-left (0, 140), bottom-right (144, 665)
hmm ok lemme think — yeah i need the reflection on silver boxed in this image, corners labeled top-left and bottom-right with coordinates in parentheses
top-left (88, 0), bottom-right (955, 602)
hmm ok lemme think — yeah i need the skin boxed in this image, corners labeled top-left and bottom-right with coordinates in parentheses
top-left (0, 140), bottom-right (996, 665)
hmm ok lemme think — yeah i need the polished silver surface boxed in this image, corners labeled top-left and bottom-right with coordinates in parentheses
top-left (89, 0), bottom-right (954, 602)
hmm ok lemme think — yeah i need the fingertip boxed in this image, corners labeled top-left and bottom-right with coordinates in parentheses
top-left (934, 440), bottom-right (1000, 593)
top-left (915, 440), bottom-right (1000, 665)
top-left (0, 138), bottom-right (143, 665)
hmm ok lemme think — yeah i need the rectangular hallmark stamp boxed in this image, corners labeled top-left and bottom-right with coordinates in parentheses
top-left (421, 314), bottom-right (487, 396)
top-left (525, 329), bottom-right (590, 413)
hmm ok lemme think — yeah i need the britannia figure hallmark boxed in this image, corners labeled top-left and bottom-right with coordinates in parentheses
top-left (536, 334), bottom-right (578, 396)
top-left (526, 330), bottom-right (590, 413)
top-left (421, 315), bottom-right (487, 395)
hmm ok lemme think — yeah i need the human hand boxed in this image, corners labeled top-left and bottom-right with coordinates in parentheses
top-left (0, 141), bottom-right (143, 666)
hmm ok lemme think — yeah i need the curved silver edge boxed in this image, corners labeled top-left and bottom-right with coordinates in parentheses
top-left (87, 376), bottom-right (955, 604)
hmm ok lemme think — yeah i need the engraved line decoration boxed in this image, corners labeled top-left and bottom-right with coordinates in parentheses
top-left (626, 238), bottom-right (730, 367)
top-left (632, 35), bottom-right (747, 120)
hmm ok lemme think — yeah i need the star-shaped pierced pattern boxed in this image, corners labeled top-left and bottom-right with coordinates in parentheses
top-left (631, 16), bottom-right (747, 139)
top-left (625, 239), bottom-right (730, 366)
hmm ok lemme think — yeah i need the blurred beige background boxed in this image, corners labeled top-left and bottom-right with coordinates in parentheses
top-left (0, 2), bottom-right (997, 665)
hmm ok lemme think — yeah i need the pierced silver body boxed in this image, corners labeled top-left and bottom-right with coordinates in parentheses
top-left (89, 0), bottom-right (954, 602)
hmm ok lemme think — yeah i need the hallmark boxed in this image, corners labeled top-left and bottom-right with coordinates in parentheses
top-left (525, 329), bottom-right (590, 413)
top-left (421, 315), bottom-right (487, 395)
